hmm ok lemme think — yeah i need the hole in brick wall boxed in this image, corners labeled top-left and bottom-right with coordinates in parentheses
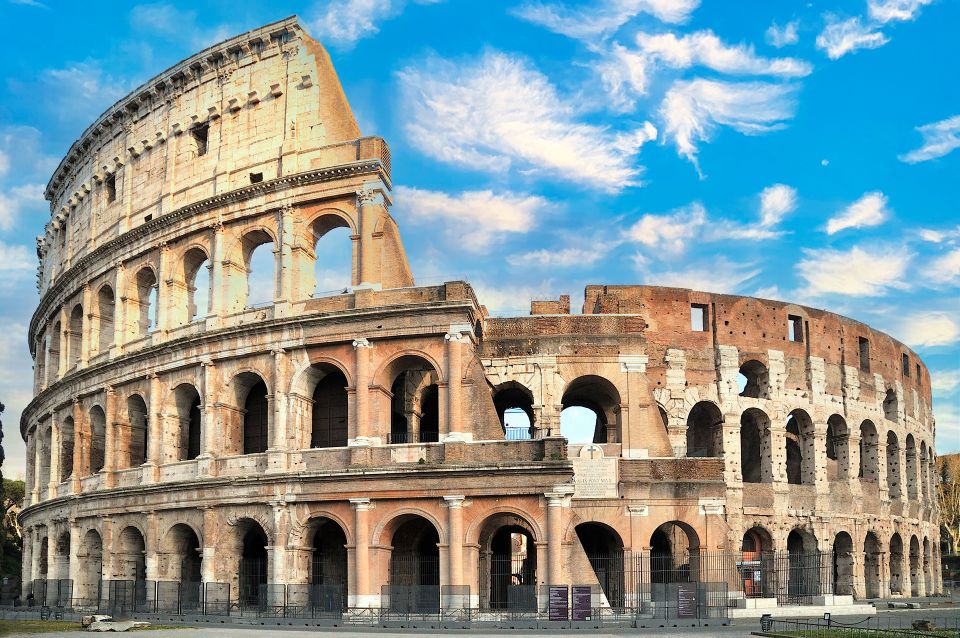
top-left (144, 214), bottom-right (152, 222)
top-left (788, 315), bottom-right (803, 342)
top-left (249, 172), bottom-right (263, 184)
top-left (690, 304), bottom-right (708, 332)
top-left (105, 173), bottom-right (116, 203)
top-left (191, 123), bottom-right (209, 156)
top-left (493, 382), bottom-right (535, 440)
top-left (902, 353), bottom-right (910, 377)
top-left (738, 360), bottom-right (769, 399)
top-left (858, 337), bottom-right (870, 372)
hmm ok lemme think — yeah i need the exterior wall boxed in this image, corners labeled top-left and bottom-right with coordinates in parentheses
top-left (19, 17), bottom-right (942, 609)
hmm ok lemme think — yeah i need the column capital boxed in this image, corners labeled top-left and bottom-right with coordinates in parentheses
top-left (350, 498), bottom-right (375, 511)
top-left (619, 354), bottom-right (649, 373)
top-left (444, 332), bottom-right (466, 342)
top-left (442, 495), bottom-right (466, 508)
top-left (352, 338), bottom-right (372, 349)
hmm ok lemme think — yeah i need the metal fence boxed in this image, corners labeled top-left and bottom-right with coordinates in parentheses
top-left (759, 615), bottom-right (960, 637)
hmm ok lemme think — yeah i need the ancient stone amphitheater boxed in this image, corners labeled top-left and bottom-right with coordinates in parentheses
top-left (18, 16), bottom-right (942, 621)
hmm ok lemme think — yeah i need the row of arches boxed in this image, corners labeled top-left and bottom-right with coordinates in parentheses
top-left (36, 217), bottom-right (354, 389)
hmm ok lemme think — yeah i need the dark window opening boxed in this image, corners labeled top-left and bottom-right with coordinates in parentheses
top-left (191, 124), bottom-right (209, 157)
top-left (690, 304), bottom-right (708, 332)
top-left (243, 380), bottom-right (269, 454)
top-left (311, 371), bottom-right (348, 448)
top-left (144, 214), bottom-right (152, 223)
top-left (105, 174), bottom-right (116, 203)
top-left (902, 353), bottom-right (910, 377)
top-left (915, 363), bottom-right (921, 383)
top-left (858, 337), bottom-right (870, 372)
top-left (788, 315), bottom-right (803, 342)
top-left (250, 172), bottom-right (263, 184)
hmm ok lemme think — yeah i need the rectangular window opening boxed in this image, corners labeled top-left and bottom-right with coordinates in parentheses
top-left (192, 123), bottom-right (209, 157)
top-left (788, 314), bottom-right (804, 343)
top-left (249, 172), bottom-right (263, 184)
top-left (690, 304), bottom-right (708, 332)
top-left (902, 353), bottom-right (910, 377)
top-left (858, 337), bottom-right (870, 373)
top-left (105, 173), bottom-right (116, 203)
top-left (144, 214), bottom-right (152, 223)
top-left (916, 363), bottom-right (921, 383)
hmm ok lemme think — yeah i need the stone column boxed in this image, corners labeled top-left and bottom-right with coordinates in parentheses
top-left (71, 399), bottom-right (83, 494)
top-left (198, 358), bottom-right (218, 477)
top-left (268, 349), bottom-right (288, 473)
top-left (813, 422), bottom-right (828, 491)
top-left (722, 415), bottom-right (743, 484)
top-left (277, 203), bottom-right (295, 307)
top-left (545, 488), bottom-right (572, 586)
top-left (144, 511), bottom-right (159, 584)
top-left (144, 373), bottom-right (162, 483)
top-left (268, 502), bottom-right (289, 605)
top-left (208, 221), bottom-right (225, 324)
top-left (155, 241), bottom-right (170, 336)
top-left (21, 528), bottom-right (32, 598)
top-left (356, 188), bottom-right (379, 288)
top-left (350, 498), bottom-right (375, 608)
top-left (80, 283), bottom-right (92, 368)
top-left (28, 436), bottom-right (39, 503)
top-left (57, 307), bottom-right (68, 378)
top-left (444, 332), bottom-right (464, 439)
top-left (768, 425), bottom-right (786, 484)
top-left (49, 413), bottom-right (60, 495)
top-left (103, 386), bottom-right (117, 488)
top-left (112, 261), bottom-right (127, 354)
top-left (67, 520), bottom-right (80, 597)
top-left (443, 496), bottom-right (465, 597)
top-left (351, 339), bottom-right (373, 444)
top-left (200, 507), bottom-right (217, 584)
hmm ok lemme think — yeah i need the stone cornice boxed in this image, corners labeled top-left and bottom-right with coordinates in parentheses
top-left (45, 15), bottom-right (303, 201)
top-left (30, 159), bottom-right (389, 353)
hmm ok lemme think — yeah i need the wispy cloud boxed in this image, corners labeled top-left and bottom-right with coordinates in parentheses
top-left (867, 0), bottom-right (934, 23)
top-left (636, 255), bottom-right (760, 294)
top-left (396, 186), bottom-right (547, 253)
top-left (932, 369), bottom-right (960, 393)
top-left (37, 61), bottom-right (130, 125)
top-left (634, 30), bottom-right (812, 77)
top-left (816, 16), bottom-right (888, 59)
top-left (507, 247), bottom-right (605, 268)
top-left (766, 20), bottom-right (799, 48)
top-left (758, 183), bottom-right (797, 228)
top-left (899, 114), bottom-right (960, 163)
top-left (797, 244), bottom-right (911, 297)
top-left (659, 78), bottom-right (798, 170)
top-left (891, 311), bottom-right (960, 348)
top-left (8, 0), bottom-right (48, 8)
top-left (826, 191), bottom-right (890, 235)
top-left (512, 0), bottom-right (700, 42)
top-left (398, 50), bottom-right (658, 192)
top-left (309, 0), bottom-right (441, 49)
top-left (625, 202), bottom-right (707, 253)
top-left (0, 184), bottom-right (45, 231)
top-left (0, 242), bottom-right (35, 272)
top-left (928, 249), bottom-right (960, 286)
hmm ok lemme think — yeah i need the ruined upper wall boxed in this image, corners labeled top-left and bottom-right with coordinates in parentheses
top-left (36, 16), bottom-right (378, 295)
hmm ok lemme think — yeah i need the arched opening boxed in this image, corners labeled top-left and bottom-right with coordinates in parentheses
top-left (35, 336), bottom-right (46, 387)
top-left (923, 537), bottom-right (932, 595)
top-left (97, 285), bottom-right (115, 352)
top-left (385, 355), bottom-right (440, 444)
top-left (183, 247), bottom-right (210, 322)
top-left (236, 375), bottom-right (269, 455)
top-left (863, 532), bottom-right (882, 598)
top-left (161, 523), bottom-right (202, 611)
top-left (575, 522), bottom-right (624, 609)
top-left (60, 416), bottom-right (74, 482)
top-left (883, 388), bottom-right (898, 421)
top-left (560, 375), bottom-right (621, 444)
top-left (311, 368), bottom-right (348, 448)
top-left (53, 532), bottom-right (70, 601)
top-left (478, 513), bottom-right (538, 611)
top-left (889, 533), bottom-right (904, 595)
top-left (919, 443), bottom-right (929, 501)
top-left (826, 415), bottom-right (849, 481)
top-left (38, 536), bottom-right (49, 581)
top-left (173, 384), bottom-right (202, 461)
top-left (238, 522), bottom-right (269, 607)
top-left (833, 532), bottom-right (854, 596)
top-left (685, 401), bottom-right (722, 458)
top-left (738, 360), bottom-right (769, 399)
top-left (243, 230), bottom-right (275, 308)
top-left (905, 435), bottom-right (918, 499)
top-left (88, 406), bottom-right (106, 475)
top-left (68, 304), bottom-right (83, 369)
top-left (740, 408), bottom-right (771, 483)
top-left (134, 267), bottom-right (158, 337)
top-left (127, 395), bottom-right (148, 467)
top-left (49, 321), bottom-right (62, 382)
top-left (740, 527), bottom-right (774, 599)
top-left (309, 215), bottom-right (352, 297)
top-left (37, 426), bottom-right (52, 491)
top-left (388, 516), bottom-right (441, 613)
top-left (309, 518), bottom-right (348, 612)
top-left (786, 409), bottom-right (815, 485)
top-left (909, 535), bottom-right (920, 597)
top-left (859, 420), bottom-right (879, 481)
top-left (887, 431), bottom-right (902, 499)
top-left (650, 521), bottom-right (700, 584)
top-left (492, 382), bottom-right (535, 440)
top-left (116, 526), bottom-right (147, 605)
top-left (77, 530), bottom-right (103, 607)
top-left (786, 529), bottom-right (821, 601)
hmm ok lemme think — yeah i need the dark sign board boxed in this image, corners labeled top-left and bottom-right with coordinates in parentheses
top-left (571, 586), bottom-right (592, 621)
top-left (548, 586), bottom-right (568, 621)
top-left (677, 583), bottom-right (697, 619)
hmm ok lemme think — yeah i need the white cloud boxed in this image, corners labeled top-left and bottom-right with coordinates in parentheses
top-left (507, 247), bottom-right (605, 268)
top-left (130, 3), bottom-right (235, 51)
top-left (396, 186), bottom-right (547, 253)
top-left (928, 248), bottom-right (960, 286)
top-left (0, 184), bottom-right (45, 231)
top-left (40, 62), bottom-right (129, 124)
top-left (815, 16), bottom-right (888, 59)
top-left (596, 42), bottom-right (652, 109)
top-left (635, 30), bottom-right (812, 77)
top-left (917, 227), bottom-right (960, 243)
top-left (932, 370), bottom-right (960, 393)
top-left (766, 21), bottom-right (799, 47)
top-left (934, 401), bottom-right (960, 454)
top-left (473, 281), bottom-right (560, 316)
top-left (826, 191), bottom-right (890, 235)
top-left (625, 202), bottom-right (706, 253)
top-left (868, 0), bottom-right (934, 23)
top-left (892, 312), bottom-right (960, 348)
top-left (398, 51), bottom-right (658, 192)
top-left (899, 115), bottom-right (960, 163)
top-left (0, 242), bottom-right (35, 271)
top-left (637, 256), bottom-right (760, 293)
top-left (758, 183), bottom-right (797, 227)
top-left (513, 0), bottom-right (701, 42)
top-left (308, 0), bottom-right (441, 48)
top-left (659, 78), bottom-right (798, 169)
top-left (797, 244), bottom-right (911, 297)
top-left (9, 0), bottom-right (48, 7)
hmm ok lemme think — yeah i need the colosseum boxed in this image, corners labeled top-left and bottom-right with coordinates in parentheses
top-left (18, 16), bottom-right (942, 623)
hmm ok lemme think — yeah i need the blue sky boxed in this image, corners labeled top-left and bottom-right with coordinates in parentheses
top-left (0, 0), bottom-right (958, 476)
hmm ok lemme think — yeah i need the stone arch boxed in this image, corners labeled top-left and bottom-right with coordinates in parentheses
top-left (49, 319), bottom-right (61, 383)
top-left (650, 520), bottom-right (701, 583)
top-left (88, 404), bottom-right (106, 475)
top-left (740, 408), bottom-right (771, 483)
top-left (126, 393), bottom-right (148, 468)
top-left (889, 532), bottom-right (905, 595)
top-left (95, 283), bottom-right (115, 353)
top-left (303, 516), bottom-right (349, 610)
top-left (76, 529), bottom-right (103, 607)
top-left (887, 430), bottom-right (902, 499)
top-left (863, 531), bottom-right (882, 598)
top-left (685, 400), bottom-right (723, 458)
top-left (159, 522), bottom-right (203, 584)
top-left (466, 505), bottom-right (544, 547)
top-left (292, 361), bottom-right (349, 449)
top-left (492, 381), bottom-right (535, 439)
top-left (475, 510), bottom-right (540, 611)
top-left (375, 353), bottom-right (443, 444)
top-left (305, 210), bottom-right (355, 298)
top-left (833, 531), bottom-right (855, 596)
top-left (229, 517), bottom-right (270, 607)
top-left (560, 374), bottom-right (622, 444)
top-left (859, 420), bottom-right (879, 481)
top-left (375, 508), bottom-right (446, 547)
top-left (826, 414), bottom-right (849, 481)
top-left (223, 511), bottom-right (276, 546)
top-left (114, 525), bottom-right (147, 595)
top-left (786, 527), bottom-right (822, 599)
top-left (234, 227), bottom-right (277, 310)
top-left (738, 359), bottom-right (769, 399)
top-left (741, 525), bottom-right (775, 599)
top-left (67, 303), bottom-right (83, 369)
top-left (786, 408), bottom-right (815, 485)
top-left (919, 442), bottom-right (929, 501)
top-left (60, 415), bottom-right (75, 482)
top-left (171, 383), bottom-right (202, 461)
top-left (289, 356), bottom-right (353, 396)
top-left (575, 521), bottom-right (625, 608)
top-left (289, 510), bottom-right (354, 549)
top-left (181, 245), bottom-right (210, 323)
top-left (905, 434), bottom-right (918, 499)
top-left (922, 536), bottom-right (933, 595)
top-left (230, 371), bottom-right (269, 455)
top-left (132, 266), bottom-right (158, 337)
top-left (385, 513), bottom-right (442, 613)
top-left (909, 535), bottom-right (921, 597)
top-left (883, 388), bottom-right (898, 421)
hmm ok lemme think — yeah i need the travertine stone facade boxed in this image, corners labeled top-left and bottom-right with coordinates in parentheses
top-left (20, 17), bottom-right (941, 611)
